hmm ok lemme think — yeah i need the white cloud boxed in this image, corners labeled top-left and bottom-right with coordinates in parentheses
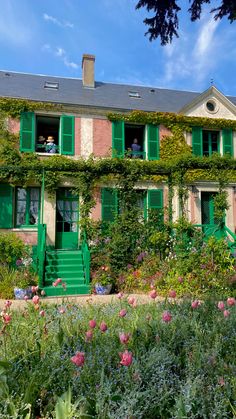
top-left (42, 44), bottom-right (78, 70)
top-left (43, 13), bottom-right (74, 28)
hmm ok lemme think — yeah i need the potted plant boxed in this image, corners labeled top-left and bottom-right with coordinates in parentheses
top-left (91, 265), bottom-right (114, 295)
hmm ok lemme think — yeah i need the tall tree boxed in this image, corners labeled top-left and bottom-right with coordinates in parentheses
top-left (136, 0), bottom-right (236, 45)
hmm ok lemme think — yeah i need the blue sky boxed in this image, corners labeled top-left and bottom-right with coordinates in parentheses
top-left (1, 0), bottom-right (236, 96)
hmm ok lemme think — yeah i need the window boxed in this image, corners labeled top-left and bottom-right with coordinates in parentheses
top-left (15, 187), bottom-right (40, 227)
top-left (112, 121), bottom-right (159, 160)
top-left (20, 112), bottom-right (75, 155)
top-left (128, 91), bottom-right (141, 98)
top-left (202, 130), bottom-right (219, 156)
top-left (192, 127), bottom-right (234, 157)
top-left (44, 81), bottom-right (59, 90)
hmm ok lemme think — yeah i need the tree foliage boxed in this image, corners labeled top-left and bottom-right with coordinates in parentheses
top-left (136, 0), bottom-right (236, 44)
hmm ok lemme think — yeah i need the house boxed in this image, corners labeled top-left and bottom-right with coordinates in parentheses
top-left (0, 53), bottom-right (236, 296)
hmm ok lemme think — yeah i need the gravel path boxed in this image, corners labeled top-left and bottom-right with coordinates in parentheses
top-left (0, 293), bottom-right (165, 310)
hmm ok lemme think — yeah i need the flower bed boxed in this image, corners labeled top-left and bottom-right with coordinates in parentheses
top-left (0, 295), bottom-right (235, 417)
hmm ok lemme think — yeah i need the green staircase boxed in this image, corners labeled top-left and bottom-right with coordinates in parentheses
top-left (42, 249), bottom-right (90, 297)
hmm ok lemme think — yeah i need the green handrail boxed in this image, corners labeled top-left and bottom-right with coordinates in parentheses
top-left (81, 231), bottom-right (90, 285)
top-left (37, 223), bottom-right (46, 288)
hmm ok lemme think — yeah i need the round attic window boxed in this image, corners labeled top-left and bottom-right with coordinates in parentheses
top-left (206, 100), bottom-right (217, 113)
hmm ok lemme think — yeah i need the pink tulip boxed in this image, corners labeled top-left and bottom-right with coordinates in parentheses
top-left (191, 300), bottom-right (200, 309)
top-left (85, 330), bottom-right (93, 341)
top-left (89, 319), bottom-right (96, 329)
top-left (217, 301), bottom-right (225, 311)
top-left (162, 311), bottom-right (172, 323)
top-left (178, 276), bottom-right (183, 283)
top-left (32, 295), bottom-right (40, 305)
top-left (100, 321), bottom-right (108, 332)
top-left (119, 350), bottom-right (133, 366)
top-left (3, 314), bottom-right (11, 324)
top-left (39, 310), bottom-right (45, 317)
top-left (31, 286), bottom-right (39, 294)
top-left (59, 307), bottom-right (66, 314)
top-left (223, 310), bottom-right (230, 318)
top-left (53, 278), bottom-right (62, 287)
top-left (127, 296), bottom-right (137, 307)
top-left (24, 295), bottom-right (29, 301)
top-left (41, 290), bottom-right (46, 296)
top-left (117, 292), bottom-right (124, 299)
top-left (149, 290), bottom-right (157, 299)
top-left (119, 332), bottom-right (130, 345)
top-left (169, 290), bottom-right (177, 298)
top-left (5, 300), bottom-right (12, 308)
top-left (227, 297), bottom-right (235, 307)
top-left (71, 351), bottom-right (85, 367)
top-left (119, 309), bottom-right (127, 318)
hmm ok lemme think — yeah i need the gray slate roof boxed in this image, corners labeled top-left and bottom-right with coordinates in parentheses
top-left (0, 70), bottom-right (235, 113)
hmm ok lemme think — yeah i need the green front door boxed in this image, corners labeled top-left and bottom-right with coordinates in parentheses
top-left (56, 188), bottom-right (79, 249)
top-left (201, 192), bottom-right (224, 239)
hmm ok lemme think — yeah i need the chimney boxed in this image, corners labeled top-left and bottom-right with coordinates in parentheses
top-left (82, 54), bottom-right (95, 88)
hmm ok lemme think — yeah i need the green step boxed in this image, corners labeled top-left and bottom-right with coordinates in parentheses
top-left (46, 258), bottom-right (83, 266)
top-left (44, 278), bottom-right (86, 286)
top-left (45, 269), bottom-right (84, 277)
top-left (46, 251), bottom-right (82, 260)
top-left (42, 284), bottom-right (90, 297)
top-left (45, 265), bottom-right (84, 273)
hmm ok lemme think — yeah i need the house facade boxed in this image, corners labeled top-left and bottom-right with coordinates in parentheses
top-left (1, 53), bottom-right (236, 295)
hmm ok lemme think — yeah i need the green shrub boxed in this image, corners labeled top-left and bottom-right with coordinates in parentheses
top-left (0, 232), bottom-right (27, 265)
top-left (0, 265), bottom-right (37, 299)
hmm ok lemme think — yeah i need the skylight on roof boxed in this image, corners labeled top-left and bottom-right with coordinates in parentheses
top-left (44, 81), bottom-right (59, 90)
top-left (129, 91), bottom-right (141, 98)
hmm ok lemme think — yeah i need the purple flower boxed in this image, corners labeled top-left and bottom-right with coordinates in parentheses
top-left (16, 259), bottom-right (22, 266)
top-left (104, 237), bottom-right (111, 244)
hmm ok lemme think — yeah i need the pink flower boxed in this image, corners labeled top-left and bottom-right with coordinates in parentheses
top-left (39, 310), bottom-right (45, 317)
top-left (227, 297), bottom-right (235, 307)
top-left (59, 307), bottom-right (66, 314)
top-left (119, 309), bottom-right (127, 318)
top-left (41, 290), bottom-right (46, 296)
top-left (85, 330), bottom-right (93, 341)
top-left (71, 351), bottom-right (85, 367)
top-left (169, 290), bottom-right (177, 298)
top-left (3, 314), bottom-right (11, 324)
top-left (53, 278), bottom-right (62, 287)
top-left (24, 295), bottom-right (29, 301)
top-left (127, 296), bottom-right (137, 307)
top-left (178, 276), bottom-right (183, 283)
top-left (162, 311), bottom-right (172, 323)
top-left (218, 377), bottom-right (225, 386)
top-left (223, 310), bottom-right (230, 318)
top-left (100, 321), bottom-right (108, 332)
top-left (191, 300), bottom-right (200, 309)
top-left (31, 286), bottom-right (39, 294)
top-left (89, 319), bottom-right (96, 329)
top-left (32, 295), bottom-right (40, 305)
top-left (5, 300), bottom-right (12, 308)
top-left (117, 292), bottom-right (124, 299)
top-left (119, 350), bottom-right (133, 366)
top-left (149, 289), bottom-right (157, 299)
top-left (119, 332), bottom-right (130, 345)
top-left (217, 301), bottom-right (225, 311)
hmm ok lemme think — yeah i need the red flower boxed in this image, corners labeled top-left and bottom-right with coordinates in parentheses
top-left (162, 311), bottom-right (172, 323)
top-left (119, 332), bottom-right (130, 345)
top-left (100, 321), bottom-right (108, 332)
top-left (3, 313), bottom-right (11, 324)
top-left (5, 300), bottom-right (12, 308)
top-left (119, 309), bottom-right (127, 318)
top-left (217, 301), bottom-right (225, 311)
top-left (169, 290), bottom-right (177, 298)
top-left (191, 300), bottom-right (200, 309)
top-left (85, 330), bottom-right (93, 342)
top-left (39, 310), bottom-right (45, 317)
top-left (149, 290), bottom-right (157, 299)
top-left (89, 319), bottom-right (96, 329)
top-left (127, 296), bottom-right (137, 307)
top-left (223, 310), bottom-right (230, 318)
top-left (227, 297), bottom-right (235, 307)
top-left (71, 352), bottom-right (85, 367)
top-left (119, 350), bottom-right (133, 366)
top-left (32, 295), bottom-right (40, 305)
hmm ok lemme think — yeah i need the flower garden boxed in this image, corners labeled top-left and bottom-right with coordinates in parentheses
top-left (0, 294), bottom-right (236, 418)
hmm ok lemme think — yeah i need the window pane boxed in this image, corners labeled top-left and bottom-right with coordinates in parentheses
top-left (17, 188), bottom-right (26, 200)
top-left (29, 201), bottom-right (39, 225)
top-left (30, 188), bottom-right (40, 200)
top-left (17, 213), bottom-right (26, 225)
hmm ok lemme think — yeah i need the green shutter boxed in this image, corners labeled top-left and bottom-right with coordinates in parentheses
top-left (0, 184), bottom-right (13, 228)
top-left (101, 188), bottom-right (118, 222)
top-left (147, 189), bottom-right (163, 221)
top-left (222, 129), bottom-right (233, 157)
top-left (192, 127), bottom-right (203, 156)
top-left (20, 112), bottom-right (35, 152)
top-left (147, 124), bottom-right (159, 160)
top-left (112, 121), bottom-right (124, 157)
top-left (60, 115), bottom-right (74, 155)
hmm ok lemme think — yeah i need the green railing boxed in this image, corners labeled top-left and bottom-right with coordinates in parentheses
top-left (81, 231), bottom-right (90, 285)
top-left (224, 226), bottom-right (236, 251)
top-left (37, 223), bottom-right (47, 288)
top-left (194, 224), bottom-right (226, 240)
top-left (125, 150), bottom-right (146, 159)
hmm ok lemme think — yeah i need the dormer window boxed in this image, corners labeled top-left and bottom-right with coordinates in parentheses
top-left (128, 91), bottom-right (141, 98)
top-left (44, 81), bottom-right (59, 90)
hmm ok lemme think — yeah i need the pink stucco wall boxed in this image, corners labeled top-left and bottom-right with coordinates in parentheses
top-left (93, 119), bottom-right (112, 157)
top-left (190, 192), bottom-right (196, 223)
top-left (0, 230), bottom-right (38, 246)
top-left (90, 188), bottom-right (101, 221)
top-left (159, 124), bottom-right (172, 141)
top-left (232, 190), bottom-right (236, 233)
top-left (74, 117), bottom-right (81, 156)
top-left (8, 118), bottom-right (20, 134)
